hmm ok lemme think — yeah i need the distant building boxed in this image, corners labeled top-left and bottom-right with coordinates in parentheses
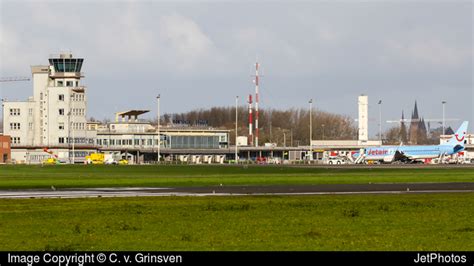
top-left (95, 110), bottom-right (230, 163)
top-left (427, 122), bottom-right (454, 141)
top-left (3, 53), bottom-right (90, 148)
top-left (2, 53), bottom-right (95, 163)
top-left (408, 101), bottom-right (428, 144)
top-left (0, 135), bottom-right (11, 163)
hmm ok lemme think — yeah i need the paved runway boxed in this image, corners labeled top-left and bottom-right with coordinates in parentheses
top-left (0, 182), bottom-right (473, 199)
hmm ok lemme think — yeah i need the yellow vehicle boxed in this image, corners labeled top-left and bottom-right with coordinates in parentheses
top-left (85, 153), bottom-right (105, 164)
top-left (118, 159), bottom-right (129, 165)
top-left (43, 157), bottom-right (59, 165)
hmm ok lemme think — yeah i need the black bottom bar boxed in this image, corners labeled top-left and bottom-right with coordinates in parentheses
top-left (1, 252), bottom-right (473, 266)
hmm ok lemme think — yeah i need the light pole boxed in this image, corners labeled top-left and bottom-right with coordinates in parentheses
top-left (378, 100), bottom-right (382, 143)
top-left (290, 128), bottom-right (293, 147)
top-left (68, 111), bottom-right (71, 163)
top-left (157, 94), bottom-right (160, 164)
top-left (68, 110), bottom-right (75, 164)
top-left (309, 99), bottom-right (313, 161)
top-left (322, 124), bottom-right (325, 140)
top-left (442, 101), bottom-right (446, 135)
top-left (72, 120), bottom-right (75, 164)
top-left (1, 98), bottom-right (4, 134)
top-left (68, 93), bottom-right (76, 164)
top-left (235, 96), bottom-right (239, 164)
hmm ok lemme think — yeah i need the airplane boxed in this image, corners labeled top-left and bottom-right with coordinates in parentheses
top-left (354, 121), bottom-right (469, 163)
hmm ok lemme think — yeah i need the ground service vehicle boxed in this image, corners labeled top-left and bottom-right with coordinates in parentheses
top-left (85, 153), bottom-right (105, 164)
top-left (43, 158), bottom-right (59, 165)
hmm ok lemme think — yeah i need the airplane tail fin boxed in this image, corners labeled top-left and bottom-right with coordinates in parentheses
top-left (446, 121), bottom-right (469, 147)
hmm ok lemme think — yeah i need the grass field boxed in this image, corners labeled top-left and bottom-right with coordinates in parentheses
top-left (0, 165), bottom-right (473, 189)
top-left (1, 165), bottom-right (472, 251)
top-left (0, 193), bottom-right (473, 251)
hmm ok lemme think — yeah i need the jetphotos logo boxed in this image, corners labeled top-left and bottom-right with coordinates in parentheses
top-left (455, 132), bottom-right (466, 142)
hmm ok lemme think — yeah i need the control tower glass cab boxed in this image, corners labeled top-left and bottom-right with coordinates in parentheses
top-left (48, 53), bottom-right (84, 83)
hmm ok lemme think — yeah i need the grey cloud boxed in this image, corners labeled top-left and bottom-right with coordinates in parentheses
top-left (0, 1), bottom-right (472, 136)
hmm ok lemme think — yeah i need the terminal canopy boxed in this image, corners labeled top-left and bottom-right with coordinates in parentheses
top-left (115, 110), bottom-right (150, 122)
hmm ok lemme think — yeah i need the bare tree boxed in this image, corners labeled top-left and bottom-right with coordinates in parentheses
top-left (163, 106), bottom-right (357, 146)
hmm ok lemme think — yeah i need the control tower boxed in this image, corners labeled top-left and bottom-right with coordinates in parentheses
top-left (48, 52), bottom-right (84, 78)
top-left (3, 52), bottom-right (90, 160)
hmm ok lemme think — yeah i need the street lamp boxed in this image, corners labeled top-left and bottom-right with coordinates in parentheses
top-left (378, 100), bottom-right (382, 143)
top-left (442, 101), bottom-right (447, 135)
top-left (1, 98), bottom-right (4, 134)
top-left (290, 128), bottom-right (293, 147)
top-left (309, 99), bottom-right (313, 161)
top-left (322, 124), bottom-right (325, 140)
top-left (72, 119), bottom-right (75, 164)
top-left (68, 110), bottom-right (75, 164)
top-left (235, 96), bottom-right (239, 164)
top-left (157, 94), bottom-right (160, 164)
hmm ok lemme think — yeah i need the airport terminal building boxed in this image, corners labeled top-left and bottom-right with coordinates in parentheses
top-left (1, 53), bottom-right (232, 164)
top-left (2, 53), bottom-right (473, 164)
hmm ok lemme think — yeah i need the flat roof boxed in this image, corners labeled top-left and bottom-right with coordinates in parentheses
top-left (31, 65), bottom-right (49, 73)
top-left (161, 127), bottom-right (230, 132)
top-left (116, 110), bottom-right (150, 116)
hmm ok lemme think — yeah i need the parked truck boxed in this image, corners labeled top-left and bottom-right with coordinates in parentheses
top-left (85, 153), bottom-right (105, 164)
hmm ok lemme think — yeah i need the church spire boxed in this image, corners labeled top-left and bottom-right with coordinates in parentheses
top-left (413, 101), bottom-right (419, 120)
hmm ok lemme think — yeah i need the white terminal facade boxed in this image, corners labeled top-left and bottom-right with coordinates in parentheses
top-left (2, 53), bottom-right (229, 164)
top-left (3, 53), bottom-right (93, 162)
top-left (4, 53), bottom-right (89, 146)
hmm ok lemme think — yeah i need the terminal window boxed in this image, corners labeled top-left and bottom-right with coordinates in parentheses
top-left (170, 136), bottom-right (219, 149)
top-left (49, 58), bottom-right (83, 73)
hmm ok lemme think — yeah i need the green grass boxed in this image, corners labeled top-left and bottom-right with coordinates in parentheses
top-left (0, 165), bottom-right (473, 189)
top-left (0, 193), bottom-right (472, 251)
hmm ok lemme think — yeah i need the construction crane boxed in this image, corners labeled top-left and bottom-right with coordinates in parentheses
top-left (0, 77), bottom-right (30, 82)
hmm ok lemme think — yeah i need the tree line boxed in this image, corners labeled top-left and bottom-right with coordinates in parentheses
top-left (159, 106), bottom-right (357, 146)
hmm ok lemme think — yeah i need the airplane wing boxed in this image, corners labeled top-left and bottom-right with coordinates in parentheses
top-left (383, 148), bottom-right (407, 163)
top-left (394, 150), bottom-right (411, 161)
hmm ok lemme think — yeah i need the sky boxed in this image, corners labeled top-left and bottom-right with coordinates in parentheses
top-left (1, 0), bottom-right (472, 137)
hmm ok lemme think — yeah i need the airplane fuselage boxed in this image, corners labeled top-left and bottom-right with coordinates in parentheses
top-left (356, 121), bottom-right (468, 163)
top-left (364, 145), bottom-right (459, 161)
